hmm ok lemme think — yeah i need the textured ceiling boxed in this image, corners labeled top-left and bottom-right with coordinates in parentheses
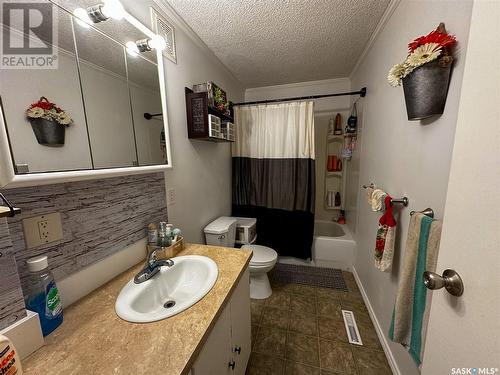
top-left (165, 0), bottom-right (390, 87)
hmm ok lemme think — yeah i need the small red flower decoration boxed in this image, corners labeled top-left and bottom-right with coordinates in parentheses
top-left (26, 96), bottom-right (72, 126)
top-left (408, 30), bottom-right (456, 53)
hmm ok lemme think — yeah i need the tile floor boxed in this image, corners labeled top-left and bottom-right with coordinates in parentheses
top-left (246, 271), bottom-right (392, 375)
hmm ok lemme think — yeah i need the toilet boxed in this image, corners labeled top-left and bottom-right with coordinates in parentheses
top-left (204, 216), bottom-right (277, 299)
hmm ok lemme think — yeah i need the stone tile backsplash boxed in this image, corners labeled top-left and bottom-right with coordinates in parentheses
top-left (0, 173), bottom-right (167, 330)
top-left (0, 219), bottom-right (26, 329)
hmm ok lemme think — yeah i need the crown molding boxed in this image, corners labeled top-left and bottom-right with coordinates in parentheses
top-left (349, 0), bottom-right (401, 78)
top-left (246, 77), bottom-right (351, 94)
top-left (152, 0), bottom-right (243, 88)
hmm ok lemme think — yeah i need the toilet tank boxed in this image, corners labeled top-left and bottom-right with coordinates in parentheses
top-left (204, 217), bottom-right (237, 247)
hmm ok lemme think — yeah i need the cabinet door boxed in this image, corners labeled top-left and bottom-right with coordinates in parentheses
top-left (191, 303), bottom-right (232, 375)
top-left (230, 269), bottom-right (252, 375)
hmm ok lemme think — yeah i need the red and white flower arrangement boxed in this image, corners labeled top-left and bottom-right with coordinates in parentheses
top-left (26, 97), bottom-right (73, 126)
top-left (388, 25), bottom-right (457, 87)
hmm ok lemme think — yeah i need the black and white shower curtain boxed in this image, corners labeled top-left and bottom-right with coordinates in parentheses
top-left (232, 101), bottom-right (315, 259)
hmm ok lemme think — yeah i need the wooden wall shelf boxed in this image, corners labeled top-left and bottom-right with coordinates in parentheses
top-left (185, 87), bottom-right (234, 142)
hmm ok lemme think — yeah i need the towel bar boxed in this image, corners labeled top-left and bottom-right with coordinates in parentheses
top-left (391, 197), bottom-right (409, 206)
top-left (0, 193), bottom-right (21, 218)
top-left (410, 208), bottom-right (434, 218)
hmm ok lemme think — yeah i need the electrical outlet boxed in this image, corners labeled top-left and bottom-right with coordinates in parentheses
top-left (167, 188), bottom-right (175, 205)
top-left (23, 213), bottom-right (63, 248)
top-left (38, 220), bottom-right (49, 241)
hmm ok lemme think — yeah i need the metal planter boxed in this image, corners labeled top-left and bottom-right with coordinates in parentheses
top-left (30, 118), bottom-right (65, 146)
top-left (402, 60), bottom-right (452, 120)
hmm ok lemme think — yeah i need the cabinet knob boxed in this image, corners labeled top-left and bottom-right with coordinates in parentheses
top-left (234, 346), bottom-right (241, 354)
top-left (228, 360), bottom-right (236, 370)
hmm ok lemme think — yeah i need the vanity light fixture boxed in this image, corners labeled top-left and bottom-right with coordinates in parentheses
top-left (73, 8), bottom-right (92, 28)
top-left (73, 0), bottom-right (125, 26)
top-left (125, 41), bottom-right (140, 57)
top-left (134, 35), bottom-right (167, 52)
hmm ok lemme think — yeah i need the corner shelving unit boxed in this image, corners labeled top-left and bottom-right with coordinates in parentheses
top-left (324, 133), bottom-right (344, 211)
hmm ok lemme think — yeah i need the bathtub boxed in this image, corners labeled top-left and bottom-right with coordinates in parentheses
top-left (278, 220), bottom-right (356, 270)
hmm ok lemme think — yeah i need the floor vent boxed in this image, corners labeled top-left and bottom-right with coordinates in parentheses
top-left (342, 310), bottom-right (363, 345)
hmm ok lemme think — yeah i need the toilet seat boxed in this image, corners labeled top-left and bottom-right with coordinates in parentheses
top-left (242, 244), bottom-right (278, 266)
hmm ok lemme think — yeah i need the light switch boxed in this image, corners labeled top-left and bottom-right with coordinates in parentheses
top-left (23, 212), bottom-right (63, 248)
top-left (167, 188), bottom-right (175, 205)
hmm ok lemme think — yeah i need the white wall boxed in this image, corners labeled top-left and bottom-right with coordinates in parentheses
top-left (244, 78), bottom-right (357, 223)
top-left (121, 0), bottom-right (245, 243)
top-left (349, 1), bottom-right (473, 374)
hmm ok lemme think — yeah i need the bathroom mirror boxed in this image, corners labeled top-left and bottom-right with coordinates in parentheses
top-left (126, 52), bottom-right (166, 166)
top-left (0, 10), bottom-right (93, 173)
top-left (0, 1), bottom-right (172, 188)
top-left (73, 21), bottom-right (138, 169)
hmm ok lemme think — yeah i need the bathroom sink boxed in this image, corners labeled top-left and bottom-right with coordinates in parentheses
top-left (115, 255), bottom-right (218, 323)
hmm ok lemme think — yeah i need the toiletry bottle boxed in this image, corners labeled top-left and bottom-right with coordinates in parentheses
top-left (328, 117), bottom-right (335, 136)
top-left (148, 223), bottom-right (158, 245)
top-left (25, 256), bottom-right (63, 337)
top-left (157, 222), bottom-right (172, 247)
top-left (334, 113), bottom-right (343, 135)
top-left (0, 334), bottom-right (22, 375)
top-left (171, 228), bottom-right (181, 243)
top-left (327, 191), bottom-right (334, 207)
top-left (337, 210), bottom-right (346, 224)
top-left (347, 103), bottom-right (357, 133)
top-left (335, 192), bottom-right (341, 207)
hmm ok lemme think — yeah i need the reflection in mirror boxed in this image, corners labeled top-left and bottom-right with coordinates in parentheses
top-left (73, 19), bottom-right (137, 169)
top-left (0, 9), bottom-right (92, 173)
top-left (126, 53), bottom-right (166, 166)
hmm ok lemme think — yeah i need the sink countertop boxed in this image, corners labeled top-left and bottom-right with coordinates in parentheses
top-left (22, 244), bottom-right (252, 375)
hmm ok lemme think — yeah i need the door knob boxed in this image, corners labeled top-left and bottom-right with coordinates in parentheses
top-left (423, 269), bottom-right (464, 296)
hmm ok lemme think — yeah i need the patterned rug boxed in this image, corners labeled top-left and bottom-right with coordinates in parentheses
top-left (269, 263), bottom-right (348, 291)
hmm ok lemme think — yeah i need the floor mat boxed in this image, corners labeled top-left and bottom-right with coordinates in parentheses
top-left (269, 263), bottom-right (348, 291)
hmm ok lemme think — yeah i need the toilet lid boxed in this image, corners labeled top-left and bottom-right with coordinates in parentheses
top-left (243, 244), bottom-right (277, 265)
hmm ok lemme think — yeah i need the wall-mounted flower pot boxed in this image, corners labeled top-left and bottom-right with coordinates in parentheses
top-left (30, 118), bottom-right (65, 146)
top-left (402, 60), bottom-right (452, 120)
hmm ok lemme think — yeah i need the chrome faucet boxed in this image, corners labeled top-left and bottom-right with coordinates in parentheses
top-left (134, 246), bottom-right (174, 284)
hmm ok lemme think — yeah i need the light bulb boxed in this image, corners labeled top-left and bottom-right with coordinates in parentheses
top-left (125, 41), bottom-right (139, 57)
top-left (73, 8), bottom-right (92, 28)
top-left (101, 0), bottom-right (125, 20)
top-left (149, 35), bottom-right (166, 51)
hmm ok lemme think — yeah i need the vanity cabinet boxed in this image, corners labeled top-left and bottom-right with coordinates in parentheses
top-left (191, 268), bottom-right (251, 375)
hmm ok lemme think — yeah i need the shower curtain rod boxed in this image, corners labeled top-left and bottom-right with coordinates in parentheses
top-left (232, 87), bottom-right (366, 106)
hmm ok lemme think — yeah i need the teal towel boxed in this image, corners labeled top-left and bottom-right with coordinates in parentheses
top-left (389, 214), bottom-right (442, 368)
top-left (408, 215), bottom-right (432, 366)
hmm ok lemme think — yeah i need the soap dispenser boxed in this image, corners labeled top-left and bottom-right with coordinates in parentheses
top-left (24, 256), bottom-right (63, 337)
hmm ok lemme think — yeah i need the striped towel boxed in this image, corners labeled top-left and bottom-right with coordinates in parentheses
top-left (388, 213), bottom-right (442, 367)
